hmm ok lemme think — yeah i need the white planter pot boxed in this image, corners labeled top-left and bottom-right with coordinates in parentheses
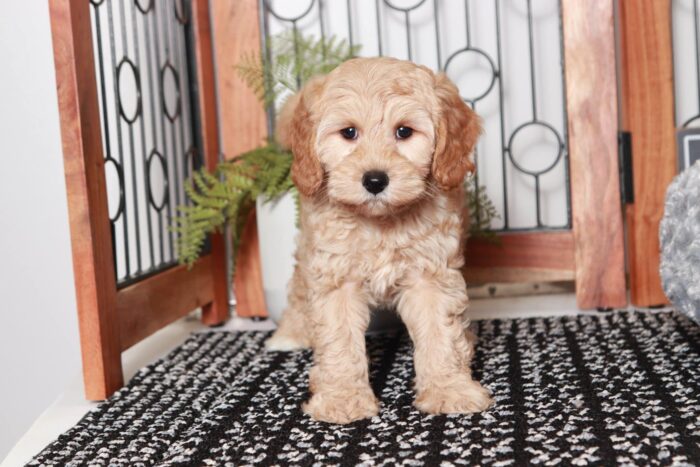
top-left (255, 192), bottom-right (401, 331)
top-left (255, 193), bottom-right (298, 323)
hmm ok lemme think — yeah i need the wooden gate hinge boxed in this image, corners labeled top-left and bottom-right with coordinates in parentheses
top-left (618, 131), bottom-right (634, 204)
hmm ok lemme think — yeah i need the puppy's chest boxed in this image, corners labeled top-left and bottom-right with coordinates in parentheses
top-left (308, 204), bottom-right (463, 300)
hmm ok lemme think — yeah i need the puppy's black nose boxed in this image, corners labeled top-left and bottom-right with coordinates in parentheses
top-left (362, 170), bottom-right (389, 195)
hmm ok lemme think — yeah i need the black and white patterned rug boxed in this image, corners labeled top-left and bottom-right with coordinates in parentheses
top-left (30, 311), bottom-right (700, 466)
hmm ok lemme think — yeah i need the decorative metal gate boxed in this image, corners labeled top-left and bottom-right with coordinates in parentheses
top-left (89, 0), bottom-right (205, 287)
top-left (259, 0), bottom-right (571, 233)
top-left (50, 0), bottom-right (228, 399)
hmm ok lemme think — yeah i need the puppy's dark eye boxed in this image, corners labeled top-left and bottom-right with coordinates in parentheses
top-left (396, 126), bottom-right (413, 139)
top-left (340, 127), bottom-right (358, 140)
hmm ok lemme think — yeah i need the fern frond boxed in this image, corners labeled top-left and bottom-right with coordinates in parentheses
top-left (172, 142), bottom-right (295, 269)
top-left (236, 32), bottom-right (360, 107)
top-left (466, 176), bottom-right (501, 242)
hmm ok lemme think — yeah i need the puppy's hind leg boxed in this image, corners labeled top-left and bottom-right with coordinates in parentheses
top-left (266, 265), bottom-right (312, 351)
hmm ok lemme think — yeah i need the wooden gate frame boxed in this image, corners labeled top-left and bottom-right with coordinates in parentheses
top-left (618, 0), bottom-right (676, 307)
top-left (49, 0), bottom-right (229, 400)
top-left (561, 0), bottom-right (628, 309)
top-left (210, 0), bottom-right (269, 318)
top-left (225, 0), bottom-right (628, 312)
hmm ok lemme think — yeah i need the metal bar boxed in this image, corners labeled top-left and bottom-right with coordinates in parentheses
top-left (465, 0), bottom-right (471, 48)
top-left (526, 0), bottom-right (538, 121)
top-left (375, 0), bottom-right (383, 56)
top-left (130, 0), bottom-right (155, 269)
top-left (178, 16), bottom-right (196, 156)
top-left (107, 0), bottom-right (131, 279)
top-left (153, 0), bottom-right (176, 261)
top-left (171, 0), bottom-right (194, 219)
top-left (494, 0), bottom-right (508, 229)
top-left (183, 2), bottom-right (205, 170)
top-left (405, 11), bottom-right (412, 61)
top-left (292, 20), bottom-right (302, 89)
top-left (259, 0), bottom-right (275, 136)
top-left (534, 174), bottom-right (542, 227)
top-left (118, 0), bottom-right (143, 274)
top-left (162, 0), bottom-right (185, 213)
top-left (347, 0), bottom-right (354, 49)
top-left (433, 0), bottom-right (442, 70)
top-left (472, 100), bottom-right (482, 229)
top-left (319, 0), bottom-right (327, 58)
top-left (144, 1), bottom-right (166, 265)
top-left (159, 0), bottom-right (183, 262)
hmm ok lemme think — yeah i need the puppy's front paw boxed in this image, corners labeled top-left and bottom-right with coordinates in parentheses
top-left (303, 387), bottom-right (379, 424)
top-left (265, 332), bottom-right (310, 352)
top-left (415, 379), bottom-right (493, 415)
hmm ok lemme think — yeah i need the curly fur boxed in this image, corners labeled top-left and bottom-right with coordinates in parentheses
top-left (267, 57), bottom-right (493, 424)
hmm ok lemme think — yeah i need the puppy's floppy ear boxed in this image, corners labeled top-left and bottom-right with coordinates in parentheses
top-left (276, 75), bottom-right (326, 197)
top-left (432, 73), bottom-right (482, 190)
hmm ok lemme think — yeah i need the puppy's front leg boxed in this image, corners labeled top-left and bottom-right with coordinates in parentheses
top-left (303, 282), bottom-right (379, 424)
top-left (398, 271), bottom-right (493, 414)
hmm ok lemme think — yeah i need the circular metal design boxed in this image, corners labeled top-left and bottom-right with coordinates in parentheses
top-left (147, 150), bottom-right (169, 211)
top-left (444, 47), bottom-right (498, 103)
top-left (134, 0), bottom-right (154, 14)
top-left (160, 62), bottom-right (181, 123)
top-left (507, 121), bottom-right (565, 176)
top-left (90, 0), bottom-right (105, 6)
top-left (383, 0), bottom-right (428, 12)
top-left (263, 0), bottom-right (315, 22)
top-left (682, 114), bottom-right (700, 129)
top-left (116, 58), bottom-right (142, 124)
top-left (104, 157), bottom-right (125, 222)
top-left (174, 0), bottom-right (189, 24)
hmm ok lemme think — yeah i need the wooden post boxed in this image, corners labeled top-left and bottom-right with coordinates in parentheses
top-left (211, 0), bottom-right (269, 317)
top-left (561, 0), bottom-right (627, 309)
top-left (192, 0), bottom-right (230, 324)
top-left (49, 0), bottom-right (123, 399)
top-left (619, 0), bottom-right (676, 307)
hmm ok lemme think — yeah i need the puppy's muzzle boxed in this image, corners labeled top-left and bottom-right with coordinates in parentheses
top-left (362, 170), bottom-right (389, 195)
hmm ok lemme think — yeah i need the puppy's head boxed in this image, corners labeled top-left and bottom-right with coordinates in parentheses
top-left (279, 57), bottom-right (480, 217)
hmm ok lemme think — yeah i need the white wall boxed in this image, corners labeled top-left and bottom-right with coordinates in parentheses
top-left (0, 1), bottom-right (81, 460)
top-left (673, 0), bottom-right (700, 128)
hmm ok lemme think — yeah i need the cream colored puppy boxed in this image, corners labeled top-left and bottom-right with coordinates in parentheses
top-left (266, 57), bottom-right (493, 424)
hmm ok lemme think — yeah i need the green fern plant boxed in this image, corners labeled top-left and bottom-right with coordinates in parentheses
top-left (237, 31), bottom-right (360, 108)
top-left (466, 176), bottom-right (500, 240)
top-left (173, 31), bottom-right (500, 268)
top-left (173, 142), bottom-right (294, 267)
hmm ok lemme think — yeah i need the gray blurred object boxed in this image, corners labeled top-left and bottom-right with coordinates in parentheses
top-left (659, 160), bottom-right (700, 322)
